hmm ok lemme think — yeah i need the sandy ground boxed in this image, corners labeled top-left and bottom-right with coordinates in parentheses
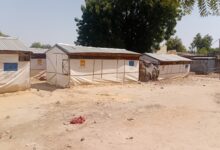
top-left (0, 75), bottom-right (220, 150)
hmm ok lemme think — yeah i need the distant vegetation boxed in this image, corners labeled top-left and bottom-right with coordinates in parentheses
top-left (31, 42), bottom-right (52, 49)
top-left (166, 36), bottom-right (186, 52)
top-left (190, 33), bottom-right (214, 55)
top-left (0, 31), bottom-right (9, 37)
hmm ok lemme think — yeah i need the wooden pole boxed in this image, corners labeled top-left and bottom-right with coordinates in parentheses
top-left (93, 59), bottom-right (95, 80)
top-left (123, 60), bottom-right (125, 84)
top-left (101, 60), bottom-right (103, 79)
top-left (219, 39), bottom-right (220, 49)
top-left (116, 59), bottom-right (119, 80)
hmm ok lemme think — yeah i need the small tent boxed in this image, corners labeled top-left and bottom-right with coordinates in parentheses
top-left (141, 53), bottom-right (191, 79)
top-left (0, 37), bottom-right (31, 93)
top-left (46, 44), bottom-right (140, 87)
top-left (30, 48), bottom-right (47, 77)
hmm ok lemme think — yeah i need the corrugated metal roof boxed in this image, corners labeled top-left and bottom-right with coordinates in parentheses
top-left (29, 48), bottom-right (48, 54)
top-left (144, 53), bottom-right (191, 62)
top-left (56, 43), bottom-right (140, 55)
top-left (0, 37), bottom-right (29, 52)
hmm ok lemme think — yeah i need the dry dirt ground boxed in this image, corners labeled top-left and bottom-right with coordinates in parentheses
top-left (0, 75), bottom-right (220, 150)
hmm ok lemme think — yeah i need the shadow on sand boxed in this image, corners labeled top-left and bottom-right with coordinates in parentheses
top-left (31, 82), bottom-right (61, 92)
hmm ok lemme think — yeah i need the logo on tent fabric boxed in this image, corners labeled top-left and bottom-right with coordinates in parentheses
top-left (80, 60), bottom-right (86, 68)
top-left (4, 63), bottom-right (18, 71)
top-left (129, 60), bottom-right (135, 67)
top-left (37, 59), bottom-right (43, 65)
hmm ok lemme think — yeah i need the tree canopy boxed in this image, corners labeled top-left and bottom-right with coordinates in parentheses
top-left (180, 0), bottom-right (220, 16)
top-left (75, 0), bottom-right (220, 53)
top-left (75, 0), bottom-right (182, 53)
top-left (31, 42), bottom-right (52, 49)
top-left (190, 33), bottom-right (213, 55)
top-left (166, 36), bottom-right (186, 52)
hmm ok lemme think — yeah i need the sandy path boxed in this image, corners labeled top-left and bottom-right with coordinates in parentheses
top-left (0, 75), bottom-right (220, 150)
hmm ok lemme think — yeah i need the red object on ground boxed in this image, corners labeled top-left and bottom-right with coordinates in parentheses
top-left (70, 116), bottom-right (86, 124)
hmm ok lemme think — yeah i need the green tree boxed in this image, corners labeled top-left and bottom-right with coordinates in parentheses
top-left (0, 31), bottom-right (9, 37)
top-left (75, 0), bottom-right (182, 53)
top-left (31, 42), bottom-right (52, 49)
top-left (180, 0), bottom-right (220, 16)
top-left (75, 0), bottom-right (220, 53)
top-left (166, 36), bottom-right (186, 52)
top-left (197, 47), bottom-right (209, 55)
top-left (190, 33), bottom-right (213, 54)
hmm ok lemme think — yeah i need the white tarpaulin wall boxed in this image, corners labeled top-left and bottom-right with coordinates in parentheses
top-left (158, 64), bottom-right (190, 79)
top-left (70, 59), bottom-right (139, 85)
top-left (0, 54), bottom-right (30, 93)
top-left (46, 47), bottom-right (139, 87)
top-left (30, 58), bottom-right (46, 77)
top-left (46, 47), bottom-right (70, 88)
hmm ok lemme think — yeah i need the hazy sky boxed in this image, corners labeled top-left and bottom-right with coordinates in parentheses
top-left (0, 0), bottom-right (220, 49)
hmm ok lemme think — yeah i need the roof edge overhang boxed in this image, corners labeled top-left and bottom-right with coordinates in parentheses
top-left (69, 53), bottom-right (140, 60)
top-left (54, 44), bottom-right (141, 58)
top-left (143, 53), bottom-right (192, 63)
top-left (0, 50), bottom-right (32, 54)
top-left (159, 61), bottom-right (191, 65)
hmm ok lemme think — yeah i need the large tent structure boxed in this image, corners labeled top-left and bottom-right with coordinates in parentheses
top-left (141, 53), bottom-right (191, 79)
top-left (30, 48), bottom-right (47, 77)
top-left (0, 37), bottom-right (31, 93)
top-left (46, 44), bottom-right (140, 87)
top-left (190, 57), bottom-right (216, 74)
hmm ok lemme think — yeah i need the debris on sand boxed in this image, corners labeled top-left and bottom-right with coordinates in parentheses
top-left (55, 101), bottom-right (61, 105)
top-left (160, 87), bottom-right (164, 89)
top-left (80, 138), bottom-right (85, 142)
top-left (70, 116), bottom-right (86, 125)
top-left (39, 76), bottom-right (46, 81)
top-left (63, 122), bottom-right (68, 126)
top-left (66, 145), bottom-right (72, 148)
top-left (5, 115), bottom-right (10, 119)
top-left (126, 137), bottom-right (134, 140)
top-left (127, 118), bottom-right (134, 121)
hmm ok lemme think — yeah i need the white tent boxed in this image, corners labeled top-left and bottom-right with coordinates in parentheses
top-left (0, 37), bottom-right (31, 93)
top-left (46, 44), bottom-right (140, 87)
top-left (30, 48), bottom-right (47, 77)
top-left (141, 53), bottom-right (191, 79)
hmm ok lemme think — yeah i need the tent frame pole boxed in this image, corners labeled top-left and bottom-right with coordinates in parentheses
top-left (93, 59), bottom-right (95, 80)
top-left (123, 60), bottom-right (125, 84)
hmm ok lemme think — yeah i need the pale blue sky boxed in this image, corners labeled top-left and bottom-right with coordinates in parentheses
top-left (0, 0), bottom-right (220, 49)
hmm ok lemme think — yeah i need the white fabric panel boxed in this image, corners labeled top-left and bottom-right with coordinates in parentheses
top-left (70, 59), bottom-right (94, 85)
top-left (158, 64), bottom-right (190, 79)
top-left (125, 60), bottom-right (139, 81)
top-left (56, 74), bottom-right (70, 88)
top-left (70, 59), bottom-right (139, 85)
top-left (31, 59), bottom-right (46, 70)
top-left (94, 60), bottom-right (102, 80)
top-left (46, 47), bottom-right (70, 88)
top-left (0, 54), bottom-right (18, 63)
top-left (30, 58), bottom-right (46, 77)
top-left (102, 60), bottom-right (117, 82)
top-left (117, 60), bottom-right (125, 82)
top-left (0, 61), bottom-right (30, 93)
